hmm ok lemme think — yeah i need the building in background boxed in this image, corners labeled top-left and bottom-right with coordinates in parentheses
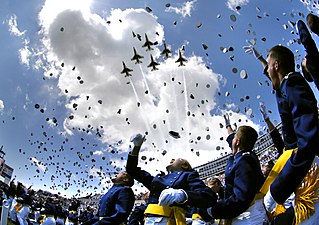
top-left (0, 146), bottom-right (14, 185)
top-left (0, 146), bottom-right (5, 172)
top-left (1, 164), bottom-right (14, 184)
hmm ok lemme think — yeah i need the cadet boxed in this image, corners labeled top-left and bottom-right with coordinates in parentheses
top-left (126, 134), bottom-right (216, 225)
top-left (82, 171), bottom-right (135, 225)
top-left (207, 125), bottom-right (265, 225)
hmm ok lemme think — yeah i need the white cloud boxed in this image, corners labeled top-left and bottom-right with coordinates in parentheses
top-left (7, 14), bottom-right (26, 37)
top-left (165, 0), bottom-right (197, 17)
top-left (0, 100), bottom-right (4, 111)
top-left (19, 40), bottom-right (32, 67)
top-left (93, 150), bottom-right (103, 156)
top-left (31, 4), bottom-right (258, 176)
top-left (38, 0), bottom-right (93, 30)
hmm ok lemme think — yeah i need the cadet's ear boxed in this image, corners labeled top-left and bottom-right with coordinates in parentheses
top-left (181, 161), bottom-right (192, 171)
top-left (236, 138), bottom-right (241, 147)
top-left (274, 60), bottom-right (280, 71)
top-left (181, 164), bottom-right (188, 170)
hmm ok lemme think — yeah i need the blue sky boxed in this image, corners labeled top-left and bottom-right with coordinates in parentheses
top-left (0, 0), bottom-right (318, 197)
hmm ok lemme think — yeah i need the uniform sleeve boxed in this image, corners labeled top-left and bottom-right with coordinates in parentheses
top-left (126, 154), bottom-right (154, 190)
top-left (270, 76), bottom-right (319, 204)
top-left (305, 38), bottom-right (319, 89)
top-left (98, 188), bottom-right (135, 224)
top-left (210, 156), bottom-right (261, 218)
top-left (184, 171), bottom-right (217, 208)
top-left (226, 133), bottom-right (235, 149)
top-left (127, 204), bottom-right (147, 225)
top-left (269, 127), bottom-right (284, 156)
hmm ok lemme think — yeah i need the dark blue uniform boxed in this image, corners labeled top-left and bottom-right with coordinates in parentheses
top-left (297, 20), bottom-right (319, 89)
top-left (68, 199), bottom-right (81, 224)
top-left (126, 155), bottom-right (216, 209)
top-left (269, 127), bottom-right (285, 156)
top-left (127, 204), bottom-right (147, 225)
top-left (209, 146), bottom-right (264, 218)
top-left (270, 72), bottom-right (319, 204)
top-left (98, 184), bottom-right (134, 224)
top-left (83, 184), bottom-right (134, 225)
top-left (79, 210), bottom-right (94, 223)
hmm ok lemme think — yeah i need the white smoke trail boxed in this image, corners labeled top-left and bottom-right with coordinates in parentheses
top-left (128, 77), bottom-right (164, 162)
top-left (139, 64), bottom-right (151, 96)
top-left (182, 69), bottom-right (191, 153)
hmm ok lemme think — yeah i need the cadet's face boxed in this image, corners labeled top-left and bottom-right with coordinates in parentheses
top-left (266, 55), bottom-right (280, 90)
top-left (111, 172), bottom-right (127, 184)
top-left (166, 158), bottom-right (184, 171)
top-left (231, 133), bottom-right (239, 154)
top-left (209, 182), bottom-right (221, 193)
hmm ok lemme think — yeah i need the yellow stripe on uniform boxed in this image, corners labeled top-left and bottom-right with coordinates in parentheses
top-left (145, 204), bottom-right (186, 225)
top-left (259, 149), bottom-right (295, 195)
top-left (191, 213), bottom-right (202, 220)
top-left (258, 148), bottom-right (319, 223)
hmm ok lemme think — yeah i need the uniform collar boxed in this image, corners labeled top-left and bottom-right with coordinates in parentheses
top-left (112, 183), bottom-right (125, 188)
top-left (283, 71), bottom-right (294, 80)
top-left (234, 149), bottom-right (249, 159)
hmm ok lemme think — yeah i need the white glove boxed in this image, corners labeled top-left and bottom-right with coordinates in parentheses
top-left (243, 43), bottom-right (261, 59)
top-left (263, 190), bottom-right (276, 213)
top-left (158, 188), bottom-right (187, 206)
top-left (130, 133), bottom-right (145, 147)
top-left (259, 102), bottom-right (269, 121)
top-left (223, 113), bottom-right (231, 128)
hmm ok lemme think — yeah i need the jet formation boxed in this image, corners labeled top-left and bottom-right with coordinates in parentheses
top-left (121, 33), bottom-right (187, 76)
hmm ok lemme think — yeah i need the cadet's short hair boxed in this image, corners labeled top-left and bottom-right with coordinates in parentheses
top-left (268, 45), bottom-right (295, 72)
top-left (181, 159), bottom-right (192, 171)
top-left (124, 172), bottom-right (134, 187)
top-left (236, 126), bottom-right (258, 151)
top-left (307, 13), bottom-right (319, 34)
top-left (208, 177), bottom-right (222, 186)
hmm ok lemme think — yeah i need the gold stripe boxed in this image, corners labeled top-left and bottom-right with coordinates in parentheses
top-left (144, 204), bottom-right (186, 225)
top-left (191, 213), bottom-right (202, 220)
top-left (259, 149), bottom-right (295, 195)
top-left (145, 204), bottom-right (172, 217)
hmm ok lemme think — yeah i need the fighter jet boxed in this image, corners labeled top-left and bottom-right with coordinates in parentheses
top-left (142, 33), bottom-right (154, 51)
top-left (147, 54), bottom-right (160, 71)
top-left (160, 41), bottom-right (172, 59)
top-left (175, 50), bottom-right (187, 67)
top-left (120, 61), bottom-right (133, 77)
top-left (131, 47), bottom-right (144, 64)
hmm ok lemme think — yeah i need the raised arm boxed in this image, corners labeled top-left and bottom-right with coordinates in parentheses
top-left (126, 134), bottom-right (154, 189)
top-left (243, 42), bottom-right (269, 80)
